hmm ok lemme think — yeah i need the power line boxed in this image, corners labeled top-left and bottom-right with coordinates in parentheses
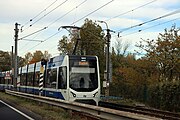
top-left (19, 0), bottom-right (70, 52)
top-left (19, 30), bottom-right (45, 50)
top-left (19, 39), bottom-right (43, 42)
top-left (105, 0), bottom-right (157, 21)
top-left (28, 0), bottom-right (68, 28)
top-left (20, 0), bottom-right (87, 50)
top-left (47, 0), bottom-right (87, 27)
top-left (71, 0), bottom-right (114, 25)
top-left (30, 0), bottom-right (58, 22)
top-left (22, 30), bottom-right (62, 55)
top-left (117, 9), bottom-right (180, 33)
top-left (21, 0), bottom-right (58, 32)
top-left (19, 27), bottom-right (47, 40)
top-left (119, 17), bottom-right (180, 38)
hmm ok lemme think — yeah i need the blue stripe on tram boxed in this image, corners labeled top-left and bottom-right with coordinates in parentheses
top-left (19, 87), bottom-right (65, 100)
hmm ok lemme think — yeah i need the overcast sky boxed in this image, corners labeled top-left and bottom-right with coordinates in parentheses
top-left (0, 0), bottom-right (179, 57)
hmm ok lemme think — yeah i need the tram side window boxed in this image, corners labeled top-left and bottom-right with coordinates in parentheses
top-left (27, 72), bottom-right (34, 86)
top-left (5, 79), bottom-right (9, 84)
top-left (46, 68), bottom-right (57, 89)
top-left (34, 71), bottom-right (40, 87)
top-left (0, 76), bottom-right (5, 84)
top-left (20, 73), bottom-right (26, 85)
top-left (58, 67), bottom-right (67, 89)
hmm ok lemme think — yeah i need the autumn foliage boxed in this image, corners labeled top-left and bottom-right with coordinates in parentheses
top-left (110, 26), bottom-right (180, 112)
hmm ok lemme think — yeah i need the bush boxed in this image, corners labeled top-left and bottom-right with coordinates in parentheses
top-left (147, 81), bottom-right (180, 112)
top-left (110, 79), bottom-right (180, 112)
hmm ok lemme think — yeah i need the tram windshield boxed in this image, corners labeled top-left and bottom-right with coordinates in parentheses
top-left (69, 56), bottom-right (98, 92)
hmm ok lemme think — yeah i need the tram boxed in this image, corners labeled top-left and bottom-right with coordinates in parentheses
top-left (0, 55), bottom-right (100, 105)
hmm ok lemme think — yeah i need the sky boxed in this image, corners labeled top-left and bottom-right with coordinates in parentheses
top-left (0, 0), bottom-right (179, 58)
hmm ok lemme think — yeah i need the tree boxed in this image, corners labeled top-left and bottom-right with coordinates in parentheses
top-left (25, 51), bottom-right (51, 64)
top-left (114, 38), bottom-right (130, 56)
top-left (0, 50), bottom-right (11, 71)
top-left (80, 19), bottom-right (105, 56)
top-left (111, 38), bottom-right (131, 83)
top-left (110, 25), bottom-right (180, 111)
top-left (137, 25), bottom-right (180, 81)
top-left (57, 35), bottom-right (74, 55)
top-left (29, 51), bottom-right (44, 64)
top-left (24, 52), bottom-right (33, 64)
top-left (18, 56), bottom-right (26, 67)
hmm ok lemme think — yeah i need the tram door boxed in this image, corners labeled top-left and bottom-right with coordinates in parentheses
top-left (58, 67), bottom-right (68, 100)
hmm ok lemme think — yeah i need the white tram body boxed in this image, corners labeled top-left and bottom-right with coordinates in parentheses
top-left (0, 55), bottom-right (100, 105)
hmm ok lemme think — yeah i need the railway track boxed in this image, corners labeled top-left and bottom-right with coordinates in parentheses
top-left (6, 90), bottom-right (161, 120)
top-left (99, 101), bottom-right (180, 120)
top-left (6, 89), bottom-right (179, 119)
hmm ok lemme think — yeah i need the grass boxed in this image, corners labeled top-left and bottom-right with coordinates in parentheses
top-left (0, 92), bottom-right (87, 120)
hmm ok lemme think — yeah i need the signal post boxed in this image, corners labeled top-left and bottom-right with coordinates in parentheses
top-left (39, 59), bottom-right (47, 96)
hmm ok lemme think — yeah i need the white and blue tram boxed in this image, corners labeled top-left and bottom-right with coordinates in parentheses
top-left (0, 55), bottom-right (100, 105)
top-left (0, 70), bottom-right (13, 90)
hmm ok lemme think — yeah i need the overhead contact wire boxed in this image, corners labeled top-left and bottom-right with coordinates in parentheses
top-left (118, 9), bottom-right (180, 33)
top-left (24, 31), bottom-right (62, 54)
top-left (19, 27), bottom-right (47, 40)
top-left (47, 0), bottom-right (87, 27)
top-left (20, 0), bottom-right (87, 53)
top-left (120, 17), bottom-right (180, 37)
top-left (71, 0), bottom-right (114, 25)
top-left (21, 0), bottom-right (58, 32)
top-left (29, 0), bottom-right (68, 27)
top-left (106, 0), bottom-right (157, 21)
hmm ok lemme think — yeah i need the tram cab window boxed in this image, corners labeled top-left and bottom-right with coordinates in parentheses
top-left (58, 67), bottom-right (67, 89)
top-left (69, 58), bottom-right (98, 92)
top-left (46, 68), bottom-right (57, 89)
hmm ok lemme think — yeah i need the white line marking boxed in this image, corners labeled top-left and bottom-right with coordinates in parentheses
top-left (0, 100), bottom-right (34, 120)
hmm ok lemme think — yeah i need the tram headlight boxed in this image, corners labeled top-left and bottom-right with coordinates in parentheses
top-left (93, 91), bottom-right (98, 97)
top-left (71, 92), bottom-right (76, 97)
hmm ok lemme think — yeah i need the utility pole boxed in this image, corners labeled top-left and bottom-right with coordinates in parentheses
top-left (106, 28), bottom-right (111, 96)
top-left (11, 46), bottom-right (14, 85)
top-left (14, 23), bottom-right (20, 90)
top-left (97, 20), bottom-right (112, 97)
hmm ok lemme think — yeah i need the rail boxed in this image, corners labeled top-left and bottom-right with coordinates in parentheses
top-left (5, 89), bottom-right (160, 120)
top-left (99, 101), bottom-right (180, 120)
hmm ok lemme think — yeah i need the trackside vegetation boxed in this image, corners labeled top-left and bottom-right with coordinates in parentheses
top-left (110, 25), bottom-right (180, 112)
